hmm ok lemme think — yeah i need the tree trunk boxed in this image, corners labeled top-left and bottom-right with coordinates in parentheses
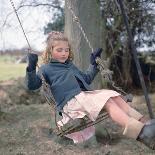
top-left (65, 0), bottom-right (106, 89)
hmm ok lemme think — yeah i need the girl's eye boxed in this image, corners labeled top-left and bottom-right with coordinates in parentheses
top-left (56, 48), bottom-right (62, 52)
top-left (65, 48), bottom-right (70, 52)
top-left (56, 48), bottom-right (70, 52)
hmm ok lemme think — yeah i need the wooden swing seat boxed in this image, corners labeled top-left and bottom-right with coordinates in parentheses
top-left (49, 95), bottom-right (133, 137)
top-left (54, 109), bottom-right (109, 137)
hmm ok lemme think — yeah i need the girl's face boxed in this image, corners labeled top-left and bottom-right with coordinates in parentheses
top-left (51, 41), bottom-right (70, 63)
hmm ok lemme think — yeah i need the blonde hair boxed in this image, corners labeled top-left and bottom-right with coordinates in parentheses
top-left (42, 31), bottom-right (73, 64)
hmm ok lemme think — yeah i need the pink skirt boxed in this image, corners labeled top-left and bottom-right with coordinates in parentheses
top-left (57, 89), bottom-right (120, 143)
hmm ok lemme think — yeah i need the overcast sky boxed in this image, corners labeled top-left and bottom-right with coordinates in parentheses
top-left (0, 0), bottom-right (154, 52)
top-left (0, 0), bottom-right (56, 51)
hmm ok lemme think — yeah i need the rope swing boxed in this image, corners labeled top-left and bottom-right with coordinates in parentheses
top-left (9, 0), bottom-right (154, 137)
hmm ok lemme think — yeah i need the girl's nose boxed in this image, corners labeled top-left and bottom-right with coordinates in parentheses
top-left (62, 51), bottom-right (66, 55)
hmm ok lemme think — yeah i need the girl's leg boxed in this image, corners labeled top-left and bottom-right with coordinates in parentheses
top-left (105, 98), bottom-right (144, 139)
top-left (105, 97), bottom-right (155, 150)
top-left (111, 96), bottom-right (143, 120)
top-left (105, 98), bottom-right (130, 127)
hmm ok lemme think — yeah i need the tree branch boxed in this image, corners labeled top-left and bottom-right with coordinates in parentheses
top-left (16, 3), bottom-right (63, 13)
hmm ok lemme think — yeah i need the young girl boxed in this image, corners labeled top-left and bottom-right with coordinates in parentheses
top-left (25, 31), bottom-right (155, 149)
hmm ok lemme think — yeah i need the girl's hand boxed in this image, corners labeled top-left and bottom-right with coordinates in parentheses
top-left (90, 48), bottom-right (102, 66)
top-left (27, 53), bottom-right (38, 71)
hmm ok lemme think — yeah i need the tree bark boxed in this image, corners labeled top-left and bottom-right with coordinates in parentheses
top-left (65, 0), bottom-right (106, 89)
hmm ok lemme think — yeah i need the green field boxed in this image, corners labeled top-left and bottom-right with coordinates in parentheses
top-left (0, 55), bottom-right (27, 81)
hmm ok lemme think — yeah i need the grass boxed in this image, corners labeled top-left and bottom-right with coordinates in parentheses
top-left (0, 54), bottom-right (43, 81)
top-left (0, 55), bottom-right (27, 81)
top-left (0, 62), bottom-right (27, 81)
top-left (0, 55), bottom-right (17, 62)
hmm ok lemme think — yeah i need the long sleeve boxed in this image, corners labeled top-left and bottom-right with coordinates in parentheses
top-left (78, 64), bottom-right (99, 85)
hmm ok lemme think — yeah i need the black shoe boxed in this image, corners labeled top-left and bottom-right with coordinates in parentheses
top-left (137, 120), bottom-right (155, 150)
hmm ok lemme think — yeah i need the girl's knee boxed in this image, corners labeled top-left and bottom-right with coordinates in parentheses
top-left (105, 98), bottom-right (115, 110)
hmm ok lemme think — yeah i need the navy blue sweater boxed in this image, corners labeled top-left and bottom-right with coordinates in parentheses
top-left (25, 59), bottom-right (98, 111)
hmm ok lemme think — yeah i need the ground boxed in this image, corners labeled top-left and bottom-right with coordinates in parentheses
top-left (0, 78), bottom-right (155, 155)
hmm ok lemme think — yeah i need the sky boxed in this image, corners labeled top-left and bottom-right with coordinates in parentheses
top-left (0, 0), bottom-right (56, 51)
top-left (0, 0), bottom-right (154, 52)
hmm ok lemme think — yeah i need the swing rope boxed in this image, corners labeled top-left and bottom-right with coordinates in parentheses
top-left (66, 0), bottom-right (94, 53)
top-left (9, 0), bottom-right (31, 51)
top-left (9, 0), bottom-right (57, 105)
